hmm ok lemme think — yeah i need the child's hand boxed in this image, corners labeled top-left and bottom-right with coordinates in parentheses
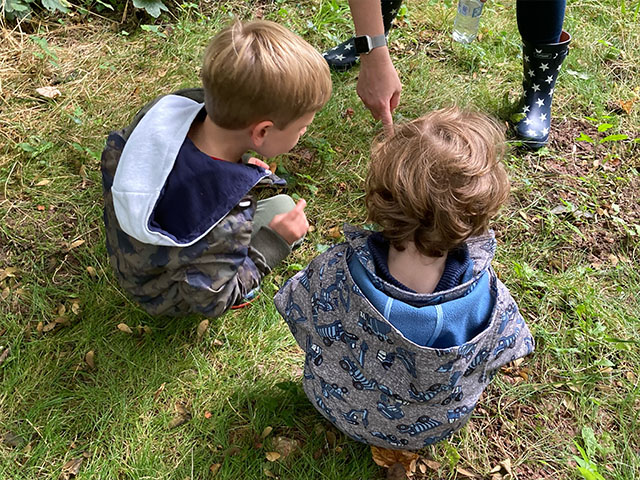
top-left (246, 156), bottom-right (271, 172)
top-left (268, 199), bottom-right (309, 245)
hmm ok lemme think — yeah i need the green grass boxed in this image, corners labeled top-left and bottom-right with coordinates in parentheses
top-left (1, 0), bottom-right (639, 478)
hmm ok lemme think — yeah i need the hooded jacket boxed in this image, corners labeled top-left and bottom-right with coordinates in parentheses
top-left (101, 88), bottom-right (291, 316)
top-left (274, 225), bottom-right (534, 450)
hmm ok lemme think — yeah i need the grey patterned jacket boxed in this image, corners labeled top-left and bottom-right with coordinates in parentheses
top-left (274, 225), bottom-right (534, 450)
top-left (101, 89), bottom-right (290, 317)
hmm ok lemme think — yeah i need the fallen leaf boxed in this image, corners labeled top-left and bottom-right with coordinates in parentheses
top-left (69, 239), bottom-right (85, 250)
top-left (36, 86), bottom-right (62, 99)
top-left (0, 328), bottom-right (5, 337)
top-left (196, 319), bottom-right (209, 340)
top-left (371, 446), bottom-right (419, 472)
top-left (153, 383), bottom-right (166, 402)
top-left (0, 267), bottom-right (18, 282)
top-left (213, 338), bottom-right (224, 347)
top-left (57, 304), bottom-right (66, 316)
top-left (269, 162), bottom-right (278, 173)
top-left (0, 347), bottom-right (10, 365)
top-left (261, 426), bottom-right (273, 439)
top-left (168, 412), bottom-right (191, 429)
top-left (37, 322), bottom-right (43, 334)
top-left (271, 436), bottom-right (299, 459)
top-left (499, 458), bottom-right (513, 476)
top-left (37, 205), bottom-right (46, 211)
top-left (71, 301), bottom-right (80, 315)
top-left (1, 287), bottom-right (9, 300)
top-left (209, 463), bottom-right (221, 476)
top-left (264, 466), bottom-right (278, 478)
top-left (617, 98), bottom-right (636, 114)
top-left (265, 451), bottom-right (281, 462)
top-left (327, 226), bottom-right (342, 239)
top-left (117, 323), bottom-right (133, 334)
top-left (86, 266), bottom-right (98, 278)
top-left (85, 350), bottom-right (95, 369)
top-left (343, 107), bottom-right (355, 118)
top-left (60, 455), bottom-right (84, 479)
top-left (456, 466), bottom-right (478, 478)
top-left (204, 411), bottom-right (212, 419)
top-left (42, 322), bottom-right (57, 332)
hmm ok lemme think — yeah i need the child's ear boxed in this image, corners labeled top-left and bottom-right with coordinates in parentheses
top-left (250, 120), bottom-right (274, 148)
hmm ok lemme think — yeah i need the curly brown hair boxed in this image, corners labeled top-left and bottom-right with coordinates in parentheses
top-left (365, 107), bottom-right (509, 257)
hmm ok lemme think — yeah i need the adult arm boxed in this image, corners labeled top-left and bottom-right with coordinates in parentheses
top-left (348, 0), bottom-right (402, 133)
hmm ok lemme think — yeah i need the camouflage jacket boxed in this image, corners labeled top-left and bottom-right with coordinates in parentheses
top-left (101, 89), bottom-right (290, 317)
top-left (274, 225), bottom-right (534, 450)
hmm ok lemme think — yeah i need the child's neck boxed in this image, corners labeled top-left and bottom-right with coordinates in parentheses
top-left (188, 114), bottom-right (250, 162)
top-left (388, 242), bottom-right (447, 294)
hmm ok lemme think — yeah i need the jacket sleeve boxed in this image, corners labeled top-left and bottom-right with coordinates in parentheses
top-left (173, 209), bottom-right (291, 317)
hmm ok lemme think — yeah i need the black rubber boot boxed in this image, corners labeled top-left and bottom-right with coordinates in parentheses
top-left (513, 30), bottom-right (571, 149)
top-left (323, 0), bottom-right (403, 72)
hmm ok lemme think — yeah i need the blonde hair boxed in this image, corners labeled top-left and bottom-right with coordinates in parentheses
top-left (201, 20), bottom-right (332, 130)
top-left (365, 107), bottom-right (510, 257)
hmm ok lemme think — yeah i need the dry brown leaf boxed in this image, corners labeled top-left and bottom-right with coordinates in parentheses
top-left (71, 301), bottom-right (80, 315)
top-left (264, 466), bottom-right (277, 478)
top-left (42, 322), bottom-right (57, 332)
top-left (153, 382), bottom-right (166, 402)
top-left (617, 98), bottom-right (636, 114)
top-left (35, 179), bottom-right (51, 186)
top-left (0, 267), bottom-right (18, 282)
top-left (213, 338), bottom-right (224, 347)
top-left (327, 226), bottom-right (342, 239)
top-left (168, 413), bottom-right (191, 429)
top-left (0, 328), bottom-right (5, 337)
top-left (117, 323), bottom-right (133, 334)
top-left (371, 446), bottom-right (419, 472)
top-left (265, 451), bottom-right (281, 462)
top-left (269, 162), bottom-right (278, 173)
top-left (37, 321), bottom-right (44, 334)
top-left (60, 455), bottom-right (84, 479)
top-left (196, 319), bottom-right (209, 340)
top-left (37, 205), bottom-right (46, 211)
top-left (36, 86), bottom-right (62, 99)
top-left (271, 436), bottom-right (299, 459)
top-left (209, 463), bottom-right (221, 476)
top-left (86, 266), bottom-right (98, 278)
top-left (85, 350), bottom-right (95, 369)
top-left (0, 347), bottom-right (10, 366)
top-left (456, 466), bottom-right (477, 478)
top-left (204, 411), bottom-right (212, 419)
top-left (261, 426), bottom-right (273, 439)
top-left (1, 287), bottom-right (9, 301)
top-left (499, 458), bottom-right (513, 476)
top-left (69, 239), bottom-right (85, 250)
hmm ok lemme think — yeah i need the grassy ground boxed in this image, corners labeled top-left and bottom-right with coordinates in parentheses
top-left (1, 0), bottom-right (639, 479)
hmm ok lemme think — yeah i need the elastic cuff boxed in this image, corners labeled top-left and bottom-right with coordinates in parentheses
top-left (250, 226), bottom-right (292, 269)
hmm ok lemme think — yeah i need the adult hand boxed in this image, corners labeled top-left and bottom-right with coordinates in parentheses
top-left (268, 199), bottom-right (309, 245)
top-left (357, 47), bottom-right (402, 135)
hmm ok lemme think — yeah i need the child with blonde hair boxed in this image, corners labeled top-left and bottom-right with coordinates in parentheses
top-left (101, 20), bottom-right (331, 317)
top-left (275, 107), bottom-right (534, 450)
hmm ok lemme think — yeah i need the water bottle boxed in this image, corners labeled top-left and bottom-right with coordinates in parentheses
top-left (452, 0), bottom-right (484, 44)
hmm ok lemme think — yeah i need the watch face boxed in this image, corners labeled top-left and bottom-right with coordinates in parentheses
top-left (354, 36), bottom-right (371, 54)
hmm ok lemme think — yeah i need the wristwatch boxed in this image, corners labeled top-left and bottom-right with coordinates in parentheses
top-left (353, 34), bottom-right (387, 55)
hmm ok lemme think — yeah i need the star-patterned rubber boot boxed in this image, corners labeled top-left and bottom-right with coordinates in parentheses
top-left (514, 31), bottom-right (571, 149)
top-left (323, 0), bottom-right (403, 72)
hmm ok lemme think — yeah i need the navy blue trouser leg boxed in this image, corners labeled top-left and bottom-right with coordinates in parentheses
top-left (516, 0), bottom-right (566, 45)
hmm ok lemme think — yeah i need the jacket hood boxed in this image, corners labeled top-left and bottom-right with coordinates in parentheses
top-left (344, 224), bottom-right (496, 306)
top-left (110, 95), bottom-right (270, 247)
